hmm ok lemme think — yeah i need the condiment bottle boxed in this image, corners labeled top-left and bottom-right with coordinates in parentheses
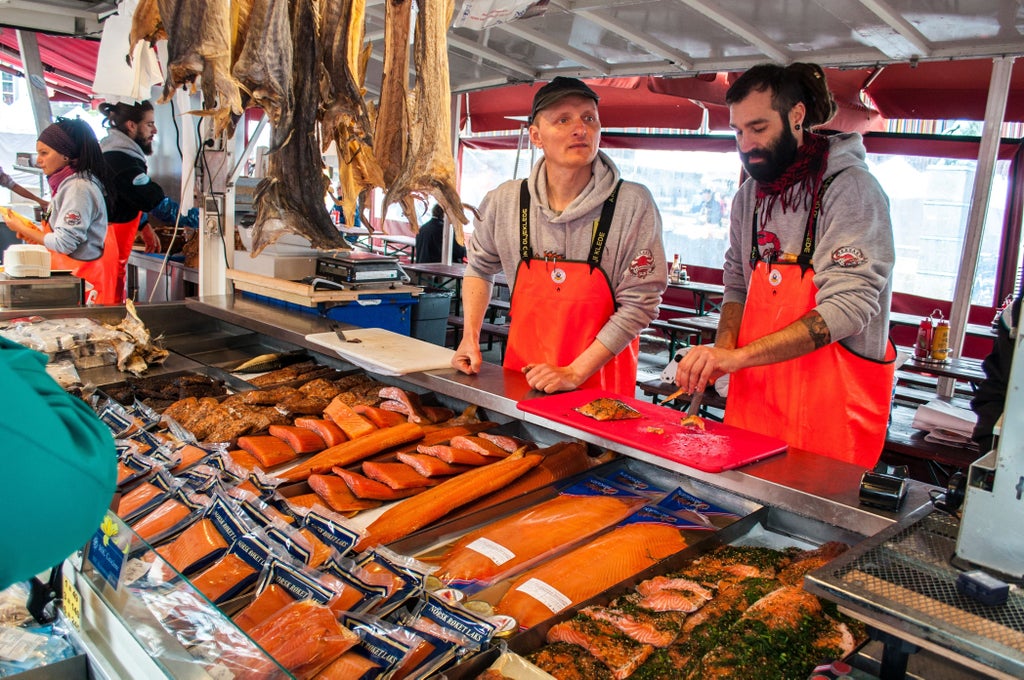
top-left (670, 254), bottom-right (681, 283)
top-left (931, 317), bottom-right (950, 361)
top-left (914, 317), bottom-right (932, 359)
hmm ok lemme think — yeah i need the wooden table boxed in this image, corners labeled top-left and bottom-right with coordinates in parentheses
top-left (667, 280), bottom-right (725, 315)
top-left (897, 349), bottom-right (987, 386)
top-left (667, 313), bottom-right (720, 344)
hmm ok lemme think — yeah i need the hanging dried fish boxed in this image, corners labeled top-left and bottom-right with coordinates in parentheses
top-left (248, 0), bottom-right (349, 254)
top-left (156, 0), bottom-right (243, 137)
top-left (232, 0), bottom-right (293, 135)
top-left (320, 0), bottom-right (385, 227)
top-left (128, 0), bottom-right (167, 59)
top-left (384, 0), bottom-right (469, 242)
top-left (374, 0), bottom-right (413, 198)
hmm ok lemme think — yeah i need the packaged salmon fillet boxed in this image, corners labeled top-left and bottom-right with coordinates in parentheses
top-left (432, 477), bottom-right (647, 591)
top-left (189, 530), bottom-right (276, 605)
top-left (117, 469), bottom-right (180, 523)
top-left (656, 486), bottom-right (741, 529)
top-left (318, 557), bottom-right (388, 614)
top-left (115, 444), bottom-right (159, 489)
top-left (352, 548), bottom-right (436, 617)
top-left (297, 506), bottom-right (364, 558)
top-left (247, 600), bottom-right (359, 679)
top-left (130, 487), bottom-right (211, 544)
top-left (96, 397), bottom-right (148, 437)
top-left (233, 556), bottom-right (356, 633)
top-left (397, 593), bottom-right (499, 678)
top-left (342, 613), bottom-right (425, 680)
top-left (152, 493), bottom-right (257, 576)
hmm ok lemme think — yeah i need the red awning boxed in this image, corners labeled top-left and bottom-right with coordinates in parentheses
top-left (462, 76), bottom-right (710, 133)
top-left (0, 29), bottom-right (98, 102)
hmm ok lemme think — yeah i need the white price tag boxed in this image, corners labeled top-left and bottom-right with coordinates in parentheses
top-left (122, 558), bottom-right (152, 585)
top-left (514, 578), bottom-right (571, 615)
top-left (465, 537), bottom-right (516, 566)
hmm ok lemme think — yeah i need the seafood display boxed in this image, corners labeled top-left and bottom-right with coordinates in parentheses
top-left (526, 543), bottom-right (864, 679)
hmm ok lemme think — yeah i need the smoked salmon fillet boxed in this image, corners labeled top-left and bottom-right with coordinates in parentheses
top-left (331, 467), bottom-right (421, 501)
top-left (435, 495), bottom-right (638, 585)
top-left (171, 444), bottom-right (208, 473)
top-left (155, 518), bottom-right (228, 574)
top-left (377, 386), bottom-right (430, 422)
top-left (354, 404), bottom-right (408, 428)
top-left (294, 418), bottom-right (348, 448)
top-left (117, 481), bottom-right (163, 518)
top-left (247, 600), bottom-right (359, 679)
top-left (479, 432), bottom-right (535, 452)
top-left (546, 616), bottom-right (654, 679)
top-left (226, 449), bottom-right (265, 472)
top-left (496, 523), bottom-right (689, 629)
top-left (392, 422), bottom-right (497, 453)
top-left (416, 444), bottom-right (491, 465)
top-left (131, 498), bottom-right (190, 542)
top-left (323, 397), bottom-right (378, 439)
top-left (455, 442), bottom-right (594, 516)
top-left (286, 493), bottom-right (326, 512)
top-left (191, 553), bottom-right (258, 603)
top-left (361, 461), bottom-right (437, 489)
top-left (237, 435), bottom-right (299, 468)
top-left (308, 474), bottom-right (386, 512)
top-left (449, 435), bottom-right (509, 458)
top-left (395, 452), bottom-right (472, 477)
top-left (355, 451), bottom-right (543, 550)
top-left (279, 423), bottom-right (424, 482)
top-left (269, 425), bottom-right (326, 454)
top-left (233, 583), bottom-right (294, 634)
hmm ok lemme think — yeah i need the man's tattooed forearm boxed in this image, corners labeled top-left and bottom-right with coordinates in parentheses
top-left (802, 314), bottom-right (831, 349)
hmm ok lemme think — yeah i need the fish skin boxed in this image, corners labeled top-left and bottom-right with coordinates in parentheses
top-left (231, 0), bottom-right (293, 135)
top-left (248, 0), bottom-right (349, 255)
top-left (383, 0), bottom-right (469, 240)
top-left (155, 0), bottom-right (242, 137)
top-left (128, 0), bottom-right (167, 57)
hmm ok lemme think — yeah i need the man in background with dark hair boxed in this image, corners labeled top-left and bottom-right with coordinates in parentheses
top-left (415, 204), bottom-right (466, 263)
top-left (972, 295), bottom-right (1021, 453)
top-left (675, 63), bottom-right (896, 466)
top-left (99, 100), bottom-right (165, 303)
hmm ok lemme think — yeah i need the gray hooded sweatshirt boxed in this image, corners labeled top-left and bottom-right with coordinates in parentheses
top-left (466, 151), bottom-right (667, 356)
top-left (723, 133), bottom-right (894, 360)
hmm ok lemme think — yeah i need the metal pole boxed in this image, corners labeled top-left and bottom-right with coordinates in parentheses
top-left (15, 31), bottom-right (52, 134)
top-left (939, 56), bottom-right (1014, 397)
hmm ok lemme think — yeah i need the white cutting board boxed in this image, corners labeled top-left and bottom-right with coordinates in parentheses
top-left (305, 329), bottom-right (455, 376)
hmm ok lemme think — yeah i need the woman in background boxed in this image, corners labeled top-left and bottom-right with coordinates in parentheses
top-left (4, 118), bottom-right (119, 305)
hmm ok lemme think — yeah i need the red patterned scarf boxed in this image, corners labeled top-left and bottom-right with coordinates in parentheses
top-left (754, 132), bottom-right (829, 229)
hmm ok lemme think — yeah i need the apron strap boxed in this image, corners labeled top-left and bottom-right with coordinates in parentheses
top-left (750, 170), bottom-right (845, 271)
top-left (519, 179), bottom-right (623, 270)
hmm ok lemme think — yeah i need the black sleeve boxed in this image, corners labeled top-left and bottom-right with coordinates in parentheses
top-left (104, 151), bottom-right (165, 221)
top-left (971, 296), bottom-right (1021, 451)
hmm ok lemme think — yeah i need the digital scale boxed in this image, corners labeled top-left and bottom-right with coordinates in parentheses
top-left (315, 251), bottom-right (404, 286)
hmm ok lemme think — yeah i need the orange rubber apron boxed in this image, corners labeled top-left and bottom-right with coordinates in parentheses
top-left (504, 180), bottom-right (639, 397)
top-left (725, 174), bottom-right (896, 467)
top-left (109, 212), bottom-right (142, 303)
top-left (44, 220), bottom-right (120, 306)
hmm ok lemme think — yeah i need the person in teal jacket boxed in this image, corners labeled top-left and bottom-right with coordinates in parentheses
top-left (0, 336), bottom-right (116, 589)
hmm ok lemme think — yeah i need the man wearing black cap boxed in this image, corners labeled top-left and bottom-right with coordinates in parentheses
top-left (451, 77), bottom-right (667, 396)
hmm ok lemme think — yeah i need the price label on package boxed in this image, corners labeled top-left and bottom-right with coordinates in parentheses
top-left (62, 575), bottom-right (82, 630)
top-left (0, 627), bottom-right (47, 663)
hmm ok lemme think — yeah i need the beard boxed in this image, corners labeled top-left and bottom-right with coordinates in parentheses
top-left (134, 133), bottom-right (153, 156)
top-left (740, 123), bottom-right (798, 183)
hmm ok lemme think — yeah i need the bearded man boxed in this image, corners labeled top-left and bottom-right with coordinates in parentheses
top-left (674, 63), bottom-right (896, 467)
top-left (99, 100), bottom-right (165, 303)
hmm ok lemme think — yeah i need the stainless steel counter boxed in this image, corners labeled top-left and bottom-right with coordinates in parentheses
top-left (187, 294), bottom-right (936, 538)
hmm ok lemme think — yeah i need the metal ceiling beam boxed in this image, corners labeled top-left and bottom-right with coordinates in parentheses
top-left (671, 0), bottom-right (789, 64)
top-left (551, 2), bottom-right (694, 72)
top-left (855, 0), bottom-right (932, 57)
top-left (448, 34), bottom-right (537, 79)
top-left (497, 22), bottom-right (610, 74)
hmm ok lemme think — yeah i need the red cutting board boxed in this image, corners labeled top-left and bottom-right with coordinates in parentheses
top-left (517, 388), bottom-right (787, 473)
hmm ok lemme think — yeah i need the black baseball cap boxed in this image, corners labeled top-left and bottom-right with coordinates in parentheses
top-left (530, 77), bottom-right (600, 123)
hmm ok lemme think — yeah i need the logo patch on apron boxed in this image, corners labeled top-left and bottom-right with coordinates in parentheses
top-left (768, 268), bottom-right (783, 286)
top-left (551, 267), bottom-right (566, 283)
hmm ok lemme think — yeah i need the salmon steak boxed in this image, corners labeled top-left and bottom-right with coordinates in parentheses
top-left (547, 616), bottom-right (655, 680)
top-left (579, 606), bottom-right (684, 648)
top-left (575, 398), bottom-right (642, 421)
top-left (635, 576), bottom-right (713, 613)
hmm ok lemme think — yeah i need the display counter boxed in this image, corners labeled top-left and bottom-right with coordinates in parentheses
top-left (0, 297), bottom-right (954, 678)
top-left (127, 251), bottom-right (199, 303)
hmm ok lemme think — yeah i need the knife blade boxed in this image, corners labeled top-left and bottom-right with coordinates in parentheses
top-left (658, 386), bottom-right (687, 405)
top-left (686, 388), bottom-right (705, 416)
top-left (331, 324), bottom-right (360, 343)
